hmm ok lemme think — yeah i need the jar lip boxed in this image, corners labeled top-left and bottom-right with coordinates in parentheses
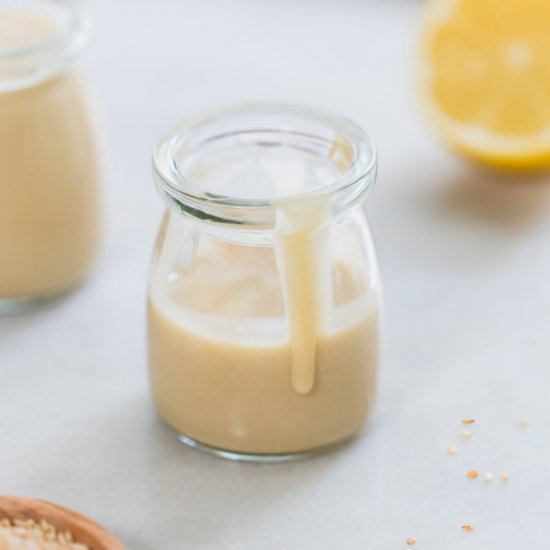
top-left (0, 0), bottom-right (89, 84)
top-left (153, 102), bottom-right (377, 226)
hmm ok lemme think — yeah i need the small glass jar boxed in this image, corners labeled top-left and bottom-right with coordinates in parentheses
top-left (148, 104), bottom-right (381, 461)
top-left (0, 0), bottom-right (100, 313)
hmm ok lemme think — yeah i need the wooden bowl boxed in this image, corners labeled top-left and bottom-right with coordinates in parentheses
top-left (0, 495), bottom-right (125, 549)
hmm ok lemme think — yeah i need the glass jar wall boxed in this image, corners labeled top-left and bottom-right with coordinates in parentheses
top-left (148, 104), bottom-right (381, 461)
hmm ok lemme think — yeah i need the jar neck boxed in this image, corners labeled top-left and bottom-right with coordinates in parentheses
top-left (153, 103), bottom-right (377, 231)
top-left (0, 1), bottom-right (89, 92)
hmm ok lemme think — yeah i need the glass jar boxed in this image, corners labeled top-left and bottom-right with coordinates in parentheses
top-left (148, 104), bottom-right (381, 461)
top-left (0, 0), bottom-right (100, 313)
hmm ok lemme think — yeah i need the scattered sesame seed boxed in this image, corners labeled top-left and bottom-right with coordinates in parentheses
top-left (520, 416), bottom-right (529, 427)
top-left (467, 470), bottom-right (479, 479)
top-left (484, 472), bottom-right (493, 482)
top-left (461, 525), bottom-right (474, 532)
top-left (460, 429), bottom-right (472, 439)
top-left (447, 446), bottom-right (457, 456)
top-left (501, 473), bottom-right (510, 481)
top-left (406, 537), bottom-right (416, 546)
top-left (462, 418), bottom-right (475, 424)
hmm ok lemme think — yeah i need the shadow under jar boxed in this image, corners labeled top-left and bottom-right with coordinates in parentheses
top-left (148, 104), bottom-right (381, 462)
top-left (0, 0), bottom-right (100, 313)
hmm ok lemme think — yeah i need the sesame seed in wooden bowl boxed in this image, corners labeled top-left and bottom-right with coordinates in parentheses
top-left (0, 495), bottom-right (126, 549)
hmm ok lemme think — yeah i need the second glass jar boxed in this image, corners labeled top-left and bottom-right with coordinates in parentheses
top-left (0, 0), bottom-right (100, 313)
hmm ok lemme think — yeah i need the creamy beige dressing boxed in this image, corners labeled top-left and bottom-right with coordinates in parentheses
top-left (148, 290), bottom-right (378, 455)
top-left (0, 9), bottom-right (98, 299)
top-left (148, 219), bottom-right (379, 454)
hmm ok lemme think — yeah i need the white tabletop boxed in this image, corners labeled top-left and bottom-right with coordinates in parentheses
top-left (2, 1), bottom-right (550, 548)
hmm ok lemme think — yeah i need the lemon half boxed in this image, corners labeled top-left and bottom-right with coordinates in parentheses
top-left (419, 0), bottom-right (550, 169)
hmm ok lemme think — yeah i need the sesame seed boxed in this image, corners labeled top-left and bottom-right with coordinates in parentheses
top-left (501, 473), bottom-right (510, 481)
top-left (406, 537), bottom-right (416, 545)
top-left (462, 418), bottom-right (475, 424)
top-left (484, 472), bottom-right (493, 482)
top-left (520, 416), bottom-right (529, 427)
top-left (447, 446), bottom-right (457, 456)
top-left (467, 470), bottom-right (479, 479)
top-left (462, 525), bottom-right (474, 532)
top-left (460, 429), bottom-right (472, 439)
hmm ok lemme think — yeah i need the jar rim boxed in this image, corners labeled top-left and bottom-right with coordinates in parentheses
top-left (153, 103), bottom-right (377, 227)
top-left (0, 0), bottom-right (89, 90)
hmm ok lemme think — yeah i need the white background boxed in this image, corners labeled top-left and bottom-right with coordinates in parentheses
top-left (2, 1), bottom-right (550, 548)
